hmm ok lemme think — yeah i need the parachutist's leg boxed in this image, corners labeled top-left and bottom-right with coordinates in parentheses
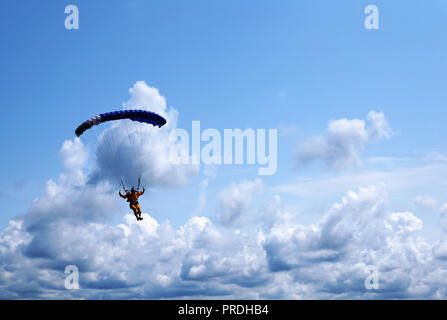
top-left (136, 204), bottom-right (143, 220)
top-left (130, 204), bottom-right (139, 221)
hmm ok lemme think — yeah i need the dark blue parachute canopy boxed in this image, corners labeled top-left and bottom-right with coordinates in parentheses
top-left (75, 109), bottom-right (167, 137)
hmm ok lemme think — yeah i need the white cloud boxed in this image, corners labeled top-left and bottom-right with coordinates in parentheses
top-left (272, 163), bottom-right (447, 200)
top-left (2, 162), bottom-right (447, 299)
top-left (413, 196), bottom-right (438, 210)
top-left (263, 185), bottom-right (439, 298)
top-left (386, 211), bottom-right (424, 234)
top-left (123, 81), bottom-right (173, 124)
top-left (296, 111), bottom-right (391, 169)
top-left (215, 179), bottom-right (264, 226)
top-left (366, 110), bottom-right (392, 140)
top-left (439, 204), bottom-right (447, 234)
top-left (60, 138), bottom-right (88, 171)
top-left (1, 90), bottom-right (447, 299)
top-left (194, 165), bottom-right (217, 215)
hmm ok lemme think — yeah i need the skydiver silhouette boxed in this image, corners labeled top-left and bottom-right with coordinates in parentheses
top-left (119, 186), bottom-right (145, 221)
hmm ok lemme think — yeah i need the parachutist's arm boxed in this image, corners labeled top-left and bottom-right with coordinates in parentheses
top-left (139, 187), bottom-right (145, 196)
top-left (119, 192), bottom-right (127, 198)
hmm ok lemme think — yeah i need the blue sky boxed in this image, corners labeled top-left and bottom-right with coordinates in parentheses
top-left (1, 1), bottom-right (447, 299)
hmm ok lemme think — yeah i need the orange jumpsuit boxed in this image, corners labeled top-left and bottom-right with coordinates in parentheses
top-left (119, 189), bottom-right (145, 220)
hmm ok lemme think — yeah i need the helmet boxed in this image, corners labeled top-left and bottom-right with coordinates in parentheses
top-left (131, 186), bottom-right (136, 193)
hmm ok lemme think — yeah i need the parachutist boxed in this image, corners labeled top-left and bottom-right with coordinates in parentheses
top-left (75, 109), bottom-right (166, 222)
top-left (119, 186), bottom-right (145, 221)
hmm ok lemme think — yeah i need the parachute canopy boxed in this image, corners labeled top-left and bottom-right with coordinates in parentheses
top-left (74, 109), bottom-right (167, 188)
top-left (75, 109), bottom-right (167, 137)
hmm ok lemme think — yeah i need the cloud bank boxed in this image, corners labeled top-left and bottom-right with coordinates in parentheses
top-left (1, 145), bottom-right (447, 298)
top-left (1, 84), bottom-right (446, 299)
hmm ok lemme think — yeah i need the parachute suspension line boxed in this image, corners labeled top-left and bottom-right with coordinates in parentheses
top-left (86, 121), bottom-right (121, 190)
top-left (107, 123), bottom-right (118, 181)
top-left (108, 120), bottom-right (126, 188)
top-left (130, 119), bottom-right (145, 185)
top-left (109, 122), bottom-right (127, 189)
top-left (101, 119), bottom-right (134, 190)
top-left (131, 121), bottom-right (142, 180)
top-left (89, 124), bottom-right (121, 188)
top-left (96, 118), bottom-right (136, 190)
top-left (129, 120), bottom-right (139, 177)
top-left (120, 178), bottom-right (128, 193)
top-left (121, 119), bottom-right (133, 188)
top-left (123, 118), bottom-right (143, 187)
top-left (137, 121), bottom-right (145, 187)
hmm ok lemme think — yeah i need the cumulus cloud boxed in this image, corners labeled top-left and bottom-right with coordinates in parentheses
top-left (439, 204), bottom-right (447, 234)
top-left (123, 81), bottom-right (175, 126)
top-left (262, 185), bottom-right (441, 298)
top-left (0, 177), bottom-right (269, 299)
top-left (0, 82), bottom-right (268, 299)
top-left (194, 165), bottom-right (217, 216)
top-left (215, 179), bottom-right (264, 226)
top-left (413, 196), bottom-right (437, 210)
top-left (2, 157), bottom-right (447, 299)
top-left (1, 91), bottom-right (447, 299)
top-left (296, 111), bottom-right (391, 169)
top-left (60, 138), bottom-right (89, 171)
top-left (3, 164), bottom-right (447, 299)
